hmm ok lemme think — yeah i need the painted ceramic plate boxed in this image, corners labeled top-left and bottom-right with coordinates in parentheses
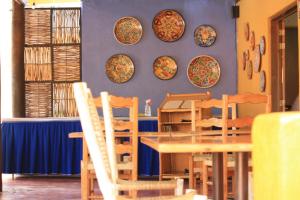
top-left (114, 17), bottom-right (143, 45)
top-left (245, 49), bottom-right (250, 60)
top-left (105, 54), bottom-right (134, 83)
top-left (152, 9), bottom-right (185, 42)
top-left (254, 45), bottom-right (261, 72)
top-left (194, 25), bottom-right (217, 47)
top-left (246, 60), bottom-right (253, 79)
top-left (250, 31), bottom-right (255, 50)
top-left (259, 70), bottom-right (266, 92)
top-left (187, 55), bottom-right (220, 88)
top-left (242, 51), bottom-right (247, 70)
top-left (260, 36), bottom-right (265, 55)
top-left (153, 56), bottom-right (177, 80)
top-left (244, 23), bottom-right (249, 41)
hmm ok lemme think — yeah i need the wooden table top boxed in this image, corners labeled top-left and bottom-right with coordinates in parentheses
top-left (141, 135), bottom-right (252, 153)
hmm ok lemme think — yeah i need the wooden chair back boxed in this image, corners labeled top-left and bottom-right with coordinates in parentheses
top-left (94, 93), bottom-right (139, 181)
top-left (73, 82), bottom-right (117, 200)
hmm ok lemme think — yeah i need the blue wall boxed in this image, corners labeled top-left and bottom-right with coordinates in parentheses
top-left (82, 0), bottom-right (237, 116)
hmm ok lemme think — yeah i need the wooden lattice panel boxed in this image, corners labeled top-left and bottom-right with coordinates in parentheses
top-left (24, 47), bottom-right (52, 81)
top-left (53, 83), bottom-right (78, 117)
top-left (25, 9), bottom-right (51, 45)
top-left (25, 83), bottom-right (52, 117)
top-left (53, 45), bottom-right (80, 81)
top-left (52, 9), bottom-right (81, 44)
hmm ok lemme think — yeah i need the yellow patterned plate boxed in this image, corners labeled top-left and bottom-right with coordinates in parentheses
top-left (152, 9), bottom-right (185, 42)
top-left (153, 56), bottom-right (177, 80)
top-left (105, 54), bottom-right (134, 83)
top-left (114, 17), bottom-right (143, 45)
top-left (187, 55), bottom-right (220, 88)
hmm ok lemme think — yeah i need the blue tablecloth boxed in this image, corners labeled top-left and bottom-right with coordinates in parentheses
top-left (2, 119), bottom-right (159, 176)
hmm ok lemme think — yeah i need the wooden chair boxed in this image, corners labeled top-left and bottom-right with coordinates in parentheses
top-left (80, 91), bottom-right (139, 199)
top-left (189, 98), bottom-right (236, 197)
top-left (73, 82), bottom-right (206, 200)
top-left (220, 93), bottom-right (271, 200)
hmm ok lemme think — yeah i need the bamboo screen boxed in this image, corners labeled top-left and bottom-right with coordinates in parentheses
top-left (52, 9), bottom-right (81, 44)
top-left (53, 83), bottom-right (78, 117)
top-left (24, 47), bottom-right (52, 81)
top-left (25, 83), bottom-right (52, 117)
top-left (53, 45), bottom-right (80, 81)
top-left (25, 9), bottom-right (51, 45)
top-left (24, 8), bottom-right (81, 118)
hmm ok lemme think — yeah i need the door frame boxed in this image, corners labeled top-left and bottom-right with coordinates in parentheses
top-left (270, 3), bottom-right (298, 111)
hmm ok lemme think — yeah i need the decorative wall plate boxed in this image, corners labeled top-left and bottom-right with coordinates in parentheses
top-left (153, 56), bottom-right (177, 80)
top-left (152, 9), bottom-right (185, 42)
top-left (105, 54), bottom-right (134, 83)
top-left (242, 51), bottom-right (247, 70)
top-left (187, 55), bottom-right (220, 88)
top-left (260, 36), bottom-right (265, 55)
top-left (245, 49), bottom-right (250, 60)
top-left (250, 31), bottom-right (255, 50)
top-left (246, 60), bottom-right (253, 79)
top-left (244, 23), bottom-right (249, 41)
top-left (259, 70), bottom-right (266, 92)
top-left (114, 17), bottom-right (143, 45)
top-left (254, 45), bottom-right (261, 72)
top-left (194, 25), bottom-right (217, 47)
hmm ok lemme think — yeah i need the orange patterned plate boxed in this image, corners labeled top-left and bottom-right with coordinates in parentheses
top-left (105, 54), bottom-right (134, 83)
top-left (152, 9), bottom-right (185, 42)
top-left (114, 17), bottom-right (143, 45)
top-left (187, 55), bottom-right (220, 88)
top-left (153, 56), bottom-right (177, 80)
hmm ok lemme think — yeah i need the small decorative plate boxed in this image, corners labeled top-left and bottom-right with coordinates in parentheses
top-left (260, 36), bottom-right (266, 55)
top-left (242, 51), bottom-right (247, 70)
top-left (259, 70), bottom-right (266, 92)
top-left (194, 25), bottom-right (217, 47)
top-left (250, 31), bottom-right (255, 50)
top-left (244, 23), bottom-right (249, 41)
top-left (254, 45), bottom-right (261, 72)
top-left (114, 17), bottom-right (143, 45)
top-left (187, 55), bottom-right (220, 88)
top-left (152, 9), bottom-right (185, 42)
top-left (153, 56), bottom-right (177, 80)
top-left (245, 49), bottom-right (250, 60)
top-left (246, 60), bottom-right (253, 79)
top-left (105, 54), bottom-right (134, 83)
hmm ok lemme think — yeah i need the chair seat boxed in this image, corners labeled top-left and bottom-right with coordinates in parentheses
top-left (117, 179), bottom-right (177, 190)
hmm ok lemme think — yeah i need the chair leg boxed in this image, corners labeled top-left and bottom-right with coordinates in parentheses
top-left (189, 154), bottom-right (194, 189)
top-left (223, 153), bottom-right (228, 200)
top-left (202, 161), bottom-right (208, 196)
top-left (81, 161), bottom-right (89, 200)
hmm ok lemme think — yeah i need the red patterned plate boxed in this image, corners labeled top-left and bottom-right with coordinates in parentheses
top-left (187, 55), bottom-right (220, 88)
top-left (152, 9), bottom-right (185, 42)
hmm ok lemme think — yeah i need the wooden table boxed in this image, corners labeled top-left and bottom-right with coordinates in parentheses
top-left (141, 134), bottom-right (252, 200)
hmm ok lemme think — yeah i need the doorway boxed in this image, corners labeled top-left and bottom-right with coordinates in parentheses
top-left (271, 5), bottom-right (299, 112)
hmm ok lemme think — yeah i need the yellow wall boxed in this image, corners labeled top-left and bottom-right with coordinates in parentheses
top-left (237, 0), bottom-right (296, 116)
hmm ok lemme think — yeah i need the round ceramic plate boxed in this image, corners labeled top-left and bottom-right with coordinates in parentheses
top-left (152, 9), bottom-right (185, 42)
top-left (245, 49), bottom-right (250, 60)
top-left (259, 70), bottom-right (266, 92)
top-left (187, 55), bottom-right (220, 88)
top-left (254, 45), bottom-right (261, 72)
top-left (260, 36), bottom-right (265, 55)
top-left (242, 51), bottom-right (247, 70)
top-left (105, 54), bottom-right (134, 83)
top-left (114, 17), bottom-right (143, 45)
top-left (153, 56), bottom-right (177, 80)
top-left (194, 25), bottom-right (217, 47)
top-left (250, 31), bottom-right (255, 50)
top-left (246, 60), bottom-right (253, 79)
top-left (244, 23), bottom-right (249, 41)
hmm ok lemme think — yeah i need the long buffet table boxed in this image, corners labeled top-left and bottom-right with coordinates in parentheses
top-left (1, 117), bottom-right (159, 176)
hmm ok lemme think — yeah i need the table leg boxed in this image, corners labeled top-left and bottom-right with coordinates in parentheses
top-left (235, 152), bottom-right (248, 200)
top-left (213, 153), bottom-right (224, 200)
